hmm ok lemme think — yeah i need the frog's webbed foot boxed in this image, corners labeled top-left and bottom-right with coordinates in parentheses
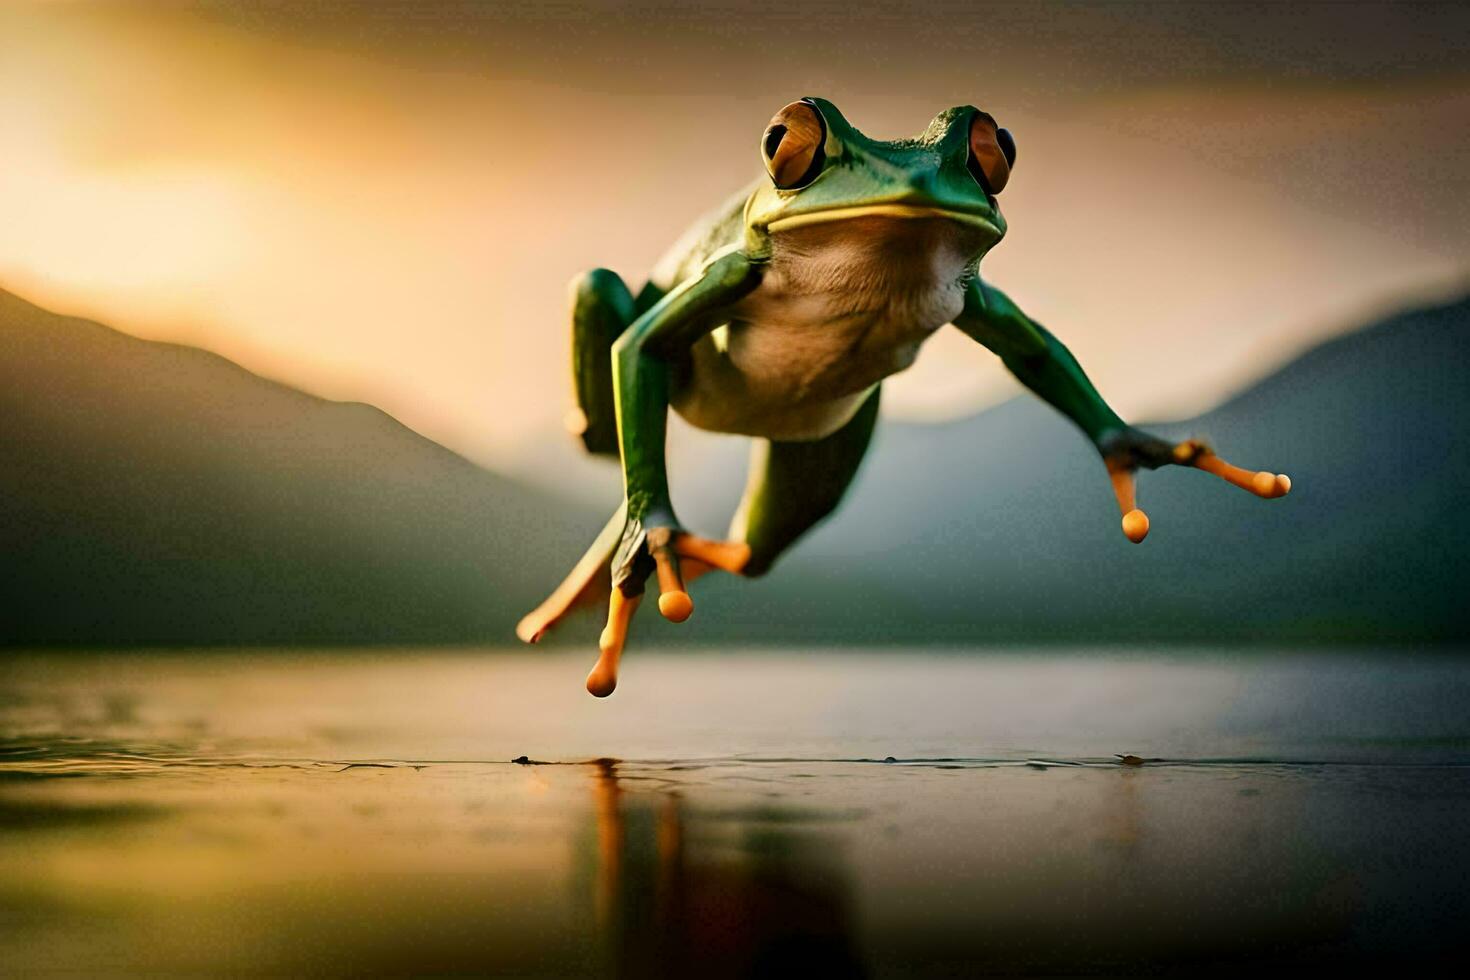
top-left (1100, 431), bottom-right (1292, 544)
top-left (585, 526), bottom-right (751, 698)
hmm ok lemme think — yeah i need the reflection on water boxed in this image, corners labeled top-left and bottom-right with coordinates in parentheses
top-left (581, 758), bottom-right (862, 977)
top-left (2, 649), bottom-right (1469, 975)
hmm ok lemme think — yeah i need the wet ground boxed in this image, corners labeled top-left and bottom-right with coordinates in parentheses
top-left (2, 649), bottom-right (1468, 975)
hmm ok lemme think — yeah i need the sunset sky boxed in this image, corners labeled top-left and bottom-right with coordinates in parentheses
top-left (2, 1), bottom-right (1466, 469)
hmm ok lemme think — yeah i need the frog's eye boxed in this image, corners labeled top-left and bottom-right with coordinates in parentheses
top-left (968, 111), bottom-right (1014, 195)
top-left (761, 101), bottom-right (826, 190)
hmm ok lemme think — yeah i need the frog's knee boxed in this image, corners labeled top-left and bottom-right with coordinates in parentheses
top-left (571, 268), bottom-right (634, 316)
top-left (570, 268), bottom-right (635, 457)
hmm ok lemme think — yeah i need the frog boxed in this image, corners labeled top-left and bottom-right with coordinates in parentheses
top-left (516, 98), bottom-right (1292, 697)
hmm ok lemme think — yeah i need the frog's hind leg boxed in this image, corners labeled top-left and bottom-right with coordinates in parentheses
top-left (731, 386), bottom-right (881, 576)
top-left (567, 269), bottom-right (666, 456)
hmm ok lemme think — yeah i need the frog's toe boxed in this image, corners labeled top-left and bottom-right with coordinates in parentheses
top-left (647, 528), bottom-right (693, 623)
top-left (583, 532), bottom-right (752, 697)
top-left (587, 588), bottom-right (642, 698)
top-left (649, 532), bottom-right (752, 623)
top-left (673, 534), bottom-right (752, 576)
top-left (651, 544), bottom-right (693, 623)
top-left (1107, 461), bottom-right (1151, 544)
top-left (1187, 445), bottom-right (1293, 499)
top-left (1121, 508), bottom-right (1150, 543)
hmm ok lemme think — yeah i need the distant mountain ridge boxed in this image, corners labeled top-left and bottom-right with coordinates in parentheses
top-left (2, 286), bottom-right (1466, 647)
top-left (0, 288), bottom-right (602, 646)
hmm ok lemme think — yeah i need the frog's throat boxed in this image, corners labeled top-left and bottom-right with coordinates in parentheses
top-left (766, 204), bottom-right (1000, 235)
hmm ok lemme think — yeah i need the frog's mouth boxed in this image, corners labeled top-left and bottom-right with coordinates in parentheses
top-left (767, 204), bottom-right (1001, 236)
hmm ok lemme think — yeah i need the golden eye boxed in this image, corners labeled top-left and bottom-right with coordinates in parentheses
top-left (968, 111), bottom-right (1014, 195)
top-left (761, 101), bottom-right (826, 190)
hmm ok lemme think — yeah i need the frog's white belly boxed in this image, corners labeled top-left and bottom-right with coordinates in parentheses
top-left (671, 216), bottom-right (981, 442)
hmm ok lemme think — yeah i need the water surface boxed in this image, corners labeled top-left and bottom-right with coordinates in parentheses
top-left (2, 649), bottom-right (1468, 975)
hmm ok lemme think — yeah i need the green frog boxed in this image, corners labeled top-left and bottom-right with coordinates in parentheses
top-left (517, 98), bottom-right (1291, 696)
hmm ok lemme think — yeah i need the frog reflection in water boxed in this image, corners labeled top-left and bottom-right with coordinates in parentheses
top-left (518, 98), bottom-right (1292, 696)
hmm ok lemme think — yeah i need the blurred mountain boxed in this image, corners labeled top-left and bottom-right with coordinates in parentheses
top-left (676, 293), bottom-right (1470, 645)
top-left (0, 288), bottom-right (603, 646)
top-left (3, 287), bottom-right (1466, 648)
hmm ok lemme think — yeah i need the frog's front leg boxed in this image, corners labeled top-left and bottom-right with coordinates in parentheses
top-left (953, 278), bottom-right (1291, 543)
top-left (585, 248), bottom-right (762, 697)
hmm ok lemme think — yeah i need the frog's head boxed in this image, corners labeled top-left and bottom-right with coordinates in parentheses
top-left (744, 98), bottom-right (1014, 260)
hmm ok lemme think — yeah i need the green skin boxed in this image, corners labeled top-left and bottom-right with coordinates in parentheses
top-left (566, 98), bottom-right (1186, 599)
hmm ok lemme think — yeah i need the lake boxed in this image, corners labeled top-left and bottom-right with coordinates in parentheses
top-left (2, 649), bottom-right (1468, 975)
